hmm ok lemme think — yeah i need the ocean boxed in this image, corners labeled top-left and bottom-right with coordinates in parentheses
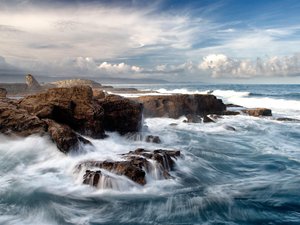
top-left (0, 83), bottom-right (300, 225)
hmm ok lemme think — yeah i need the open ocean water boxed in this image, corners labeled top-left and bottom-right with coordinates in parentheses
top-left (0, 83), bottom-right (300, 225)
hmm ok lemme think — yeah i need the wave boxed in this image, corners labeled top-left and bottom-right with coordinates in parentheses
top-left (155, 88), bottom-right (209, 95)
top-left (211, 90), bottom-right (251, 98)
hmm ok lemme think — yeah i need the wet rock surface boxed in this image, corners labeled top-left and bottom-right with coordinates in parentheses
top-left (77, 149), bottom-right (181, 187)
top-left (145, 135), bottom-right (161, 143)
top-left (46, 119), bottom-right (92, 154)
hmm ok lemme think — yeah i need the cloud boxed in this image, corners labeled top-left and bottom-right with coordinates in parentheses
top-left (98, 62), bottom-right (143, 74)
top-left (199, 53), bottom-right (300, 78)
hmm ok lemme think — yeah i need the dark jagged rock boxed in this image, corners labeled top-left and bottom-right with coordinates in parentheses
top-left (78, 160), bottom-right (147, 185)
top-left (145, 135), bottom-right (161, 144)
top-left (223, 125), bottom-right (236, 131)
top-left (136, 94), bottom-right (225, 118)
top-left (97, 94), bottom-right (143, 135)
top-left (242, 108), bottom-right (272, 117)
top-left (0, 98), bottom-right (48, 136)
top-left (222, 111), bottom-right (240, 116)
top-left (83, 170), bottom-right (102, 187)
top-left (276, 117), bottom-right (300, 122)
top-left (77, 149), bottom-right (181, 186)
top-left (126, 148), bottom-right (180, 171)
top-left (45, 119), bottom-right (92, 154)
top-left (203, 115), bottom-right (215, 123)
top-left (18, 86), bottom-right (106, 138)
top-left (0, 88), bottom-right (7, 98)
top-left (226, 103), bottom-right (243, 108)
top-left (184, 114), bottom-right (202, 123)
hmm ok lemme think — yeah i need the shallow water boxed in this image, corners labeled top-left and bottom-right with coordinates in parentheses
top-left (0, 84), bottom-right (300, 224)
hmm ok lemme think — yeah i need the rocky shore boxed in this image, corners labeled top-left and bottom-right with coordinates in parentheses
top-left (1, 74), bottom-right (290, 188)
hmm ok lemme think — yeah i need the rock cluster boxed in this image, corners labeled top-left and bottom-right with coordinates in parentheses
top-left (0, 86), bottom-right (143, 153)
top-left (77, 149), bottom-right (180, 186)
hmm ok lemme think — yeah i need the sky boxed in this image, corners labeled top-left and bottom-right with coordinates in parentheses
top-left (0, 0), bottom-right (300, 83)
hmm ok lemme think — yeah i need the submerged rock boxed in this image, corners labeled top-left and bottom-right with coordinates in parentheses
top-left (18, 85), bottom-right (106, 138)
top-left (97, 94), bottom-right (143, 135)
top-left (242, 108), bottom-right (272, 117)
top-left (145, 135), bottom-right (161, 144)
top-left (276, 117), bottom-right (300, 122)
top-left (77, 149), bottom-right (181, 187)
top-left (136, 94), bottom-right (226, 118)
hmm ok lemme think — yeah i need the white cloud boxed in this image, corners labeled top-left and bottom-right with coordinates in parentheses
top-left (199, 53), bottom-right (300, 78)
top-left (98, 62), bottom-right (143, 74)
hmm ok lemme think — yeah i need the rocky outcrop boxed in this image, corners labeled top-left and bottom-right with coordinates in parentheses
top-left (0, 88), bottom-right (7, 98)
top-left (46, 119), bottom-right (91, 154)
top-left (97, 95), bottom-right (143, 135)
top-left (242, 108), bottom-right (272, 117)
top-left (25, 74), bottom-right (41, 90)
top-left (18, 86), bottom-right (106, 138)
top-left (0, 97), bottom-right (92, 153)
top-left (0, 98), bottom-right (48, 136)
top-left (77, 149), bottom-right (180, 187)
top-left (136, 94), bottom-right (225, 118)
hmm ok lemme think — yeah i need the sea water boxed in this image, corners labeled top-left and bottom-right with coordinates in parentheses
top-left (0, 84), bottom-right (300, 224)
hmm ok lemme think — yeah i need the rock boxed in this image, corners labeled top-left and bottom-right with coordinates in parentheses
top-left (78, 160), bottom-right (147, 185)
top-left (25, 74), bottom-right (41, 90)
top-left (18, 86), bottom-right (106, 138)
top-left (184, 114), bottom-right (202, 123)
top-left (169, 123), bottom-right (178, 126)
top-left (77, 149), bottom-right (181, 186)
top-left (226, 103), bottom-right (243, 108)
top-left (97, 95), bottom-right (143, 135)
top-left (83, 170), bottom-right (102, 187)
top-left (0, 98), bottom-right (48, 136)
top-left (145, 135), bottom-right (161, 144)
top-left (92, 89), bottom-right (106, 99)
top-left (0, 88), bottom-right (7, 98)
top-left (126, 148), bottom-right (180, 171)
top-left (136, 94), bottom-right (225, 118)
top-left (242, 108), bottom-right (272, 117)
top-left (276, 117), bottom-right (300, 122)
top-left (223, 125), bottom-right (236, 131)
top-left (50, 79), bottom-right (102, 88)
top-left (46, 119), bottom-right (92, 154)
top-left (203, 115), bottom-right (215, 123)
top-left (222, 111), bottom-right (240, 116)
